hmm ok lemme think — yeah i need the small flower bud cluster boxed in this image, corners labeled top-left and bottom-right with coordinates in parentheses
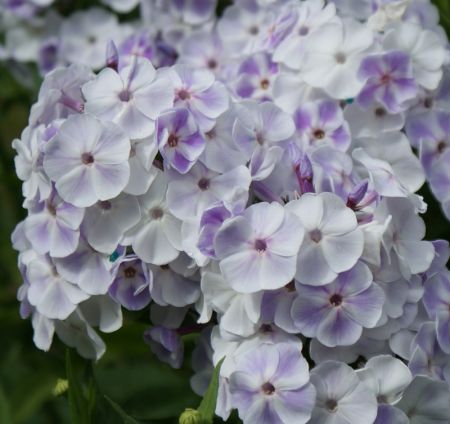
top-left (10, 0), bottom-right (450, 423)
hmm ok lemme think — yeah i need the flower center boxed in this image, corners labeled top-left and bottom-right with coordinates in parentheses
top-left (375, 107), bottom-right (386, 117)
top-left (207, 58), bottom-right (218, 69)
top-left (124, 266), bottom-right (136, 278)
top-left (249, 25), bottom-right (259, 35)
top-left (313, 129), bottom-right (325, 140)
top-left (377, 395), bottom-right (388, 404)
top-left (198, 178), bottom-right (210, 191)
top-left (329, 294), bottom-right (343, 307)
top-left (335, 52), bottom-right (346, 64)
top-left (47, 202), bottom-right (57, 216)
top-left (254, 239), bottom-right (267, 252)
top-left (177, 89), bottom-right (190, 101)
top-left (424, 97), bottom-right (433, 109)
top-left (151, 207), bottom-right (164, 220)
top-left (299, 26), bottom-right (309, 36)
top-left (168, 133), bottom-right (179, 148)
top-left (437, 141), bottom-right (447, 153)
top-left (99, 200), bottom-right (112, 210)
top-left (309, 229), bottom-right (322, 243)
top-left (119, 89), bottom-right (133, 102)
top-left (205, 128), bottom-right (216, 140)
top-left (260, 78), bottom-right (270, 90)
top-left (81, 153), bottom-right (94, 165)
top-left (261, 382), bottom-right (275, 395)
top-left (256, 132), bottom-right (265, 145)
top-left (380, 74), bottom-right (391, 85)
top-left (326, 399), bottom-right (338, 413)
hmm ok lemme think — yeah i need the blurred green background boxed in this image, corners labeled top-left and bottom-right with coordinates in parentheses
top-left (1, 1), bottom-right (450, 423)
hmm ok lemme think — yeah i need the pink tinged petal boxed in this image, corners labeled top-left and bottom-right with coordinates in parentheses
top-left (295, 241), bottom-right (337, 286)
top-left (273, 384), bottom-right (316, 424)
top-left (335, 261), bottom-right (373, 297)
top-left (358, 55), bottom-right (384, 79)
top-left (357, 81), bottom-right (381, 109)
top-left (268, 212), bottom-right (304, 257)
top-left (56, 166), bottom-right (98, 208)
top-left (133, 73), bottom-right (174, 119)
top-left (133, 220), bottom-right (179, 265)
top-left (260, 102), bottom-right (296, 142)
top-left (273, 345), bottom-right (310, 390)
top-left (291, 286), bottom-right (331, 337)
top-left (239, 344), bottom-right (280, 383)
top-left (343, 283), bottom-right (385, 328)
top-left (116, 103), bottom-right (155, 139)
top-left (321, 229), bottom-right (364, 274)
top-left (285, 194), bottom-right (324, 231)
top-left (317, 308), bottom-right (363, 347)
top-left (319, 192), bottom-right (357, 235)
top-left (25, 214), bottom-right (51, 254)
top-left (50, 221), bottom-right (80, 258)
top-left (92, 123), bottom-right (130, 164)
top-left (190, 81), bottom-right (229, 119)
top-left (92, 162), bottom-right (130, 201)
top-left (215, 216), bottom-right (253, 258)
top-left (171, 150), bottom-right (194, 174)
top-left (246, 202), bottom-right (285, 239)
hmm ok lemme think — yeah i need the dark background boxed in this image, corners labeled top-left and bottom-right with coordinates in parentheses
top-left (0, 1), bottom-right (449, 422)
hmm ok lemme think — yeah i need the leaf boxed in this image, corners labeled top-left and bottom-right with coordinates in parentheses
top-left (197, 357), bottom-right (225, 423)
top-left (104, 395), bottom-right (141, 424)
top-left (0, 384), bottom-right (12, 424)
top-left (66, 349), bottom-right (90, 424)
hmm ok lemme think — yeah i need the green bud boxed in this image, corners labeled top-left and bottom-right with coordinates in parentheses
top-left (179, 408), bottom-right (208, 424)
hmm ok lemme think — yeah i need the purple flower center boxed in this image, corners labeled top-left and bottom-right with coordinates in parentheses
top-left (299, 26), bottom-right (309, 36)
top-left (335, 52), bottom-right (346, 64)
top-left (313, 129), bottom-right (325, 140)
top-left (168, 134), bottom-right (179, 147)
top-left (207, 58), bottom-right (218, 69)
top-left (256, 132), bottom-right (265, 145)
top-left (261, 382), bottom-right (276, 395)
top-left (377, 395), bottom-right (388, 404)
top-left (47, 202), bottom-right (57, 216)
top-left (124, 266), bottom-right (136, 278)
top-left (437, 141), bottom-right (447, 154)
top-left (380, 74), bottom-right (391, 85)
top-left (249, 25), bottom-right (259, 35)
top-left (205, 128), bottom-right (216, 140)
top-left (329, 294), bottom-right (343, 307)
top-left (119, 89), bottom-right (133, 102)
top-left (309, 229), bottom-right (322, 243)
top-left (260, 78), bottom-right (270, 90)
top-left (254, 239), bottom-right (267, 252)
top-left (81, 153), bottom-right (94, 165)
top-left (198, 178), bottom-right (210, 191)
top-left (326, 399), bottom-right (338, 412)
top-left (151, 207), bottom-right (164, 219)
top-left (99, 200), bottom-right (112, 210)
top-left (375, 107), bottom-right (386, 117)
top-left (177, 89), bottom-right (190, 101)
top-left (424, 97), bottom-right (434, 109)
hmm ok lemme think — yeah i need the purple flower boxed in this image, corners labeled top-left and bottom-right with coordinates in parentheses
top-left (423, 271), bottom-right (450, 354)
top-left (166, 162), bottom-right (251, 220)
top-left (233, 53), bottom-right (279, 100)
top-left (291, 262), bottom-right (384, 347)
top-left (43, 114), bottom-right (130, 208)
top-left (144, 326), bottom-right (184, 369)
top-left (293, 99), bottom-right (351, 152)
top-left (156, 107), bottom-right (205, 174)
top-left (109, 255), bottom-right (152, 311)
top-left (83, 57), bottom-right (174, 140)
top-left (229, 343), bottom-right (316, 424)
top-left (309, 361), bottom-right (378, 424)
top-left (26, 255), bottom-right (89, 320)
top-left (168, 65), bottom-right (229, 131)
top-left (358, 51), bottom-right (417, 113)
top-left (215, 202), bottom-right (304, 293)
top-left (24, 190), bottom-right (84, 258)
top-left (285, 192), bottom-right (364, 286)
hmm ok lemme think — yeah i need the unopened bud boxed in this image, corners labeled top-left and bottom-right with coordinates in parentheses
top-left (179, 408), bottom-right (206, 424)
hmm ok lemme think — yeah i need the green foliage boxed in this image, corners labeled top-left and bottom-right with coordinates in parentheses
top-left (197, 358), bottom-right (225, 423)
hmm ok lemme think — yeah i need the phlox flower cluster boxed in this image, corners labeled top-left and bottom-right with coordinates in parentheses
top-left (10, 0), bottom-right (450, 423)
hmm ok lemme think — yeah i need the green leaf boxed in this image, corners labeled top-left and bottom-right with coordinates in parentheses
top-left (0, 384), bottom-right (12, 424)
top-left (66, 349), bottom-right (91, 424)
top-left (197, 357), bottom-right (225, 423)
top-left (104, 395), bottom-right (141, 424)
